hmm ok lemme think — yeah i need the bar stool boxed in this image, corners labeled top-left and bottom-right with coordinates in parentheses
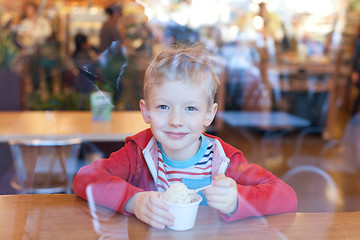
top-left (281, 165), bottom-right (340, 212)
top-left (9, 138), bottom-right (82, 194)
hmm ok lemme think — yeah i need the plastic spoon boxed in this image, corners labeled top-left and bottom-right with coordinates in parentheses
top-left (189, 184), bottom-right (213, 194)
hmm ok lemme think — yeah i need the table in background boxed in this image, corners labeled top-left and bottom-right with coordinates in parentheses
top-left (1, 194), bottom-right (359, 239)
top-left (0, 111), bottom-right (148, 142)
top-left (216, 111), bottom-right (311, 167)
top-left (267, 60), bottom-right (332, 127)
top-left (217, 111), bottom-right (311, 130)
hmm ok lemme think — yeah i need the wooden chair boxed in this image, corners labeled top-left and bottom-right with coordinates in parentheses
top-left (281, 165), bottom-right (340, 212)
top-left (9, 138), bottom-right (81, 194)
top-left (287, 113), bottom-right (360, 174)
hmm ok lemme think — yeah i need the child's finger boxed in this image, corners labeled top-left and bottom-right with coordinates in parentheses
top-left (141, 213), bottom-right (168, 229)
top-left (137, 202), bottom-right (174, 228)
top-left (212, 177), bottom-right (232, 187)
top-left (149, 193), bottom-right (169, 211)
top-left (213, 173), bottom-right (226, 180)
top-left (148, 208), bottom-right (174, 226)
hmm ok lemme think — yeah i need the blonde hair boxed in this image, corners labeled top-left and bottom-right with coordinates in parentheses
top-left (143, 43), bottom-right (220, 106)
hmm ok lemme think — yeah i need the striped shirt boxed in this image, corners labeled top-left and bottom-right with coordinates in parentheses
top-left (157, 135), bottom-right (214, 192)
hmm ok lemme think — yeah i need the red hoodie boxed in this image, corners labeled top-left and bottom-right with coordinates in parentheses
top-left (73, 128), bottom-right (297, 222)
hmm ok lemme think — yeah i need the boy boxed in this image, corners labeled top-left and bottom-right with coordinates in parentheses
top-left (73, 43), bottom-right (297, 229)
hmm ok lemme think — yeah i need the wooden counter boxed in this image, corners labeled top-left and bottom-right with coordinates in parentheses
top-left (1, 194), bottom-right (359, 239)
top-left (0, 111), bottom-right (148, 142)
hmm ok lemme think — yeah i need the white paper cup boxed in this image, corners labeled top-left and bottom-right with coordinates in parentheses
top-left (161, 194), bottom-right (202, 231)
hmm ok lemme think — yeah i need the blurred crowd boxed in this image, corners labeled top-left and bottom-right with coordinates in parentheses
top-left (0, 0), bottom-right (343, 118)
top-left (0, 1), bottom-right (153, 110)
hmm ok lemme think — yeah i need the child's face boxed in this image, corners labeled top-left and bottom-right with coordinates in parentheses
top-left (140, 80), bottom-right (217, 161)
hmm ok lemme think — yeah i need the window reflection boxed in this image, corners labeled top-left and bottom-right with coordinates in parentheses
top-left (0, 1), bottom-right (360, 238)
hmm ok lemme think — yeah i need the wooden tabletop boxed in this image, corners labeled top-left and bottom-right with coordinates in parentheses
top-left (217, 111), bottom-right (311, 129)
top-left (0, 111), bottom-right (149, 142)
top-left (1, 194), bottom-right (359, 240)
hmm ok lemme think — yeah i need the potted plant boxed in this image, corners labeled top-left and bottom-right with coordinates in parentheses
top-left (0, 30), bottom-right (18, 71)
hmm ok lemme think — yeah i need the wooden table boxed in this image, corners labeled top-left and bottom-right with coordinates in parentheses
top-left (0, 111), bottom-right (149, 142)
top-left (1, 194), bottom-right (359, 240)
top-left (215, 111), bottom-right (311, 167)
top-left (217, 111), bottom-right (311, 130)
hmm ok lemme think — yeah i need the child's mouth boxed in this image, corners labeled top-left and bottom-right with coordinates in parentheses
top-left (165, 131), bottom-right (187, 139)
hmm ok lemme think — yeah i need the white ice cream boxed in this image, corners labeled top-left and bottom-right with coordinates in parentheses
top-left (162, 182), bottom-right (194, 204)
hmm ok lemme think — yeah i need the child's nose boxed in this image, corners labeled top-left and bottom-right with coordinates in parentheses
top-left (169, 110), bottom-right (183, 127)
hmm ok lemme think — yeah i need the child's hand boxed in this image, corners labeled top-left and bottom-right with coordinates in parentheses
top-left (127, 191), bottom-right (174, 229)
top-left (203, 174), bottom-right (238, 214)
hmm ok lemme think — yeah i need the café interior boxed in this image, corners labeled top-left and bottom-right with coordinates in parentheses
top-left (1, 0), bottom-right (360, 238)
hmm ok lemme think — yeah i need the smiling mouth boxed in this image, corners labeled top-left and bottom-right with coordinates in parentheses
top-left (165, 131), bottom-right (187, 139)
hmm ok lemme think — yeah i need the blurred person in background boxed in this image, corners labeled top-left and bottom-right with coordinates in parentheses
top-left (15, 2), bottom-right (52, 92)
top-left (121, 2), bottom-right (153, 56)
top-left (72, 33), bottom-right (98, 69)
top-left (71, 33), bottom-right (99, 94)
top-left (16, 2), bottom-right (52, 54)
top-left (116, 2), bottom-right (153, 110)
top-left (98, 4), bottom-right (128, 107)
top-left (99, 4), bottom-right (124, 53)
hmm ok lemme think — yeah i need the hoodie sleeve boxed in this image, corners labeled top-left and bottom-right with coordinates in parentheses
top-left (72, 139), bottom-right (146, 215)
top-left (219, 150), bottom-right (297, 222)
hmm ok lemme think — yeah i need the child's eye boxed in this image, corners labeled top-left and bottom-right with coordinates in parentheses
top-left (158, 105), bottom-right (169, 110)
top-left (186, 106), bottom-right (196, 111)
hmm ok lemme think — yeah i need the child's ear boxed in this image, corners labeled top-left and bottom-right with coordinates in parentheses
top-left (204, 103), bottom-right (218, 127)
top-left (140, 99), bottom-right (151, 124)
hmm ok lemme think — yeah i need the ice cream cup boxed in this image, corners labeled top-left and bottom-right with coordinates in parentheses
top-left (161, 193), bottom-right (202, 231)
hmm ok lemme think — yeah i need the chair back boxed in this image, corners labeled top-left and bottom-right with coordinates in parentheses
top-left (282, 165), bottom-right (339, 212)
top-left (343, 113), bottom-right (360, 189)
top-left (342, 113), bottom-right (360, 164)
top-left (9, 138), bottom-right (81, 194)
top-left (320, 112), bottom-right (360, 173)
